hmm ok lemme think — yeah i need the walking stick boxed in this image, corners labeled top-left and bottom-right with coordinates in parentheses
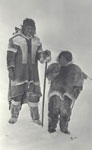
top-left (9, 79), bottom-right (11, 110)
top-left (42, 62), bottom-right (48, 127)
top-left (88, 76), bottom-right (92, 80)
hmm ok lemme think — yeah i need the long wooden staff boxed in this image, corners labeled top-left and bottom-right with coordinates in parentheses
top-left (42, 62), bottom-right (47, 127)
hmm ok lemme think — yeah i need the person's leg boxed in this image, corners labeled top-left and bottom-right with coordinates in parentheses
top-left (28, 93), bottom-right (41, 125)
top-left (59, 96), bottom-right (72, 134)
top-left (9, 95), bottom-right (22, 124)
top-left (48, 95), bottom-right (61, 133)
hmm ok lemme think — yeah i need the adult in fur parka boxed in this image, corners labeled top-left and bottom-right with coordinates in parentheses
top-left (7, 18), bottom-right (51, 124)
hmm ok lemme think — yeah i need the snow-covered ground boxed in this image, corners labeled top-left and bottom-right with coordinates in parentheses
top-left (0, 57), bottom-right (92, 150)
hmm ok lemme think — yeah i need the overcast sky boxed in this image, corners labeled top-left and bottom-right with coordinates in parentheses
top-left (0, 0), bottom-right (92, 74)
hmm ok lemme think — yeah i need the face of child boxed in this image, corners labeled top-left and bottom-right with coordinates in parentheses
top-left (23, 25), bottom-right (35, 37)
top-left (59, 55), bottom-right (68, 66)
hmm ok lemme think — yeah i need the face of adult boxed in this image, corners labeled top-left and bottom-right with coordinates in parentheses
top-left (23, 25), bottom-right (35, 38)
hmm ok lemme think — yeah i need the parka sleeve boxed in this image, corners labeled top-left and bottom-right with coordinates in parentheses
top-left (36, 38), bottom-right (51, 63)
top-left (7, 38), bottom-right (18, 69)
top-left (46, 63), bottom-right (60, 81)
top-left (37, 43), bottom-right (44, 61)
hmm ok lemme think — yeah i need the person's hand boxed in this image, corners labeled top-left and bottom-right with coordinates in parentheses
top-left (83, 72), bottom-right (88, 79)
top-left (73, 86), bottom-right (81, 99)
top-left (8, 67), bottom-right (15, 81)
top-left (43, 50), bottom-right (51, 63)
top-left (39, 50), bottom-right (51, 63)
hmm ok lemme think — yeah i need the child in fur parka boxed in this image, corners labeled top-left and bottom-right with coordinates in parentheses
top-left (46, 51), bottom-right (87, 134)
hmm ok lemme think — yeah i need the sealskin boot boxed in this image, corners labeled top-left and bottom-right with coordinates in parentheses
top-left (9, 103), bottom-right (21, 124)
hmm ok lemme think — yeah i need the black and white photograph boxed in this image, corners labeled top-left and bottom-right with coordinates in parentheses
top-left (0, 0), bottom-right (92, 150)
